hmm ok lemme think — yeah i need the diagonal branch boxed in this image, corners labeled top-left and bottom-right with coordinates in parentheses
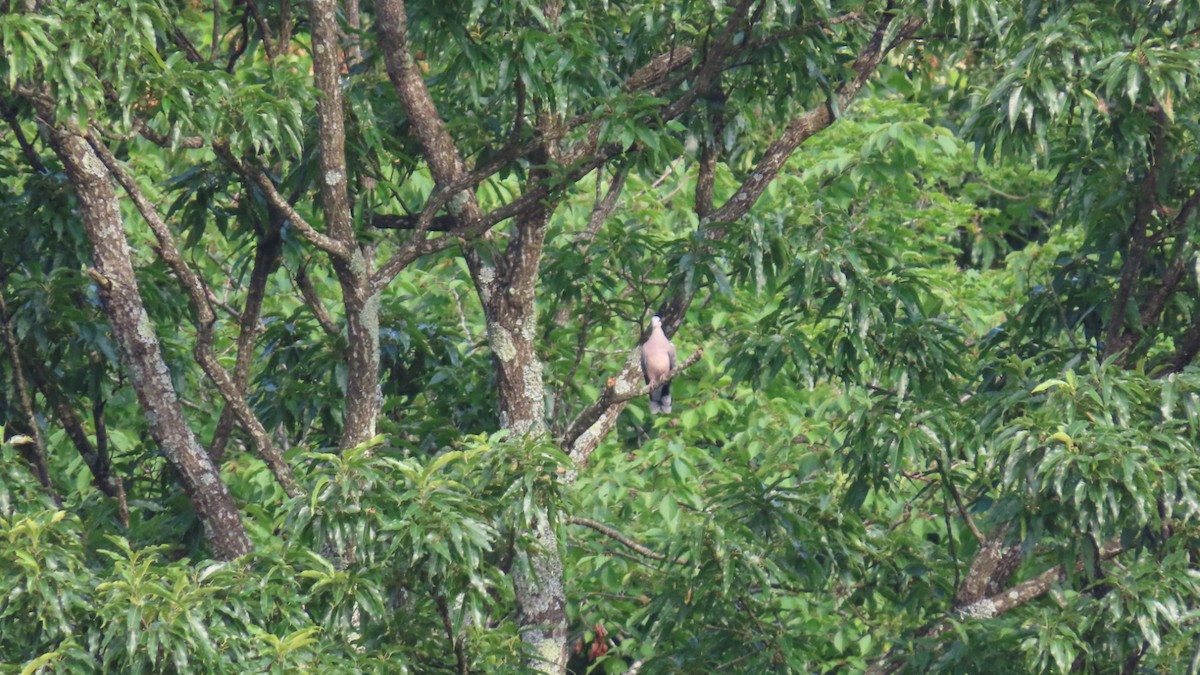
top-left (0, 287), bottom-right (55, 497)
top-left (660, 0), bottom-right (759, 122)
top-left (216, 144), bottom-right (353, 261)
top-left (705, 10), bottom-right (922, 228)
top-left (27, 358), bottom-right (128, 523)
top-left (295, 262), bottom-right (340, 337)
top-left (568, 516), bottom-right (687, 565)
top-left (87, 132), bottom-right (302, 497)
top-left (868, 538), bottom-right (1125, 675)
top-left (938, 450), bottom-right (984, 546)
top-left (566, 10), bottom-right (924, 458)
top-left (560, 348), bottom-right (703, 451)
top-left (579, 167), bottom-right (628, 247)
top-left (1140, 186), bottom-right (1200, 327)
top-left (1165, 315), bottom-right (1200, 373)
top-left (375, 0), bottom-right (480, 205)
top-left (0, 97), bottom-right (48, 174)
top-left (243, 0), bottom-right (277, 58)
top-left (1105, 109), bottom-right (1169, 362)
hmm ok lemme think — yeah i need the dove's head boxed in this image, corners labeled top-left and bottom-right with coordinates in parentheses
top-left (651, 316), bottom-right (663, 329)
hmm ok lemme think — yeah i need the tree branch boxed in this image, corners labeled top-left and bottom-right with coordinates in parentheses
top-left (705, 10), bottom-right (922, 228)
top-left (243, 0), bottom-right (276, 58)
top-left (564, 10), bottom-right (924, 457)
top-left (294, 263), bottom-right (341, 337)
top-left (1105, 109), bottom-right (1168, 362)
top-left (87, 132), bottom-right (302, 497)
top-left (1140, 186), bottom-right (1200, 327)
top-left (209, 215), bottom-right (283, 461)
top-left (371, 213), bottom-right (459, 232)
top-left (938, 454), bottom-right (984, 545)
top-left (573, 167), bottom-right (628, 253)
top-left (434, 590), bottom-right (469, 675)
top-left (0, 97), bottom-right (48, 174)
top-left (216, 145), bottom-right (353, 261)
top-left (308, 0), bottom-right (354, 245)
top-left (0, 287), bottom-right (55, 498)
top-left (568, 516), bottom-right (686, 565)
top-left (869, 537), bottom-right (1125, 674)
top-left (560, 348), bottom-right (704, 451)
top-left (28, 359), bottom-right (128, 524)
top-left (1165, 315), bottom-right (1200, 373)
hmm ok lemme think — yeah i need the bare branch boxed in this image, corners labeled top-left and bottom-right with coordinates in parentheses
top-left (135, 121), bottom-right (207, 149)
top-left (217, 144), bottom-right (353, 261)
top-left (295, 263), bottom-right (341, 337)
top-left (579, 167), bottom-right (628, 246)
top-left (309, 0), bottom-right (354, 243)
top-left (624, 47), bottom-right (695, 93)
top-left (560, 348), bottom-right (704, 450)
top-left (704, 11), bottom-right (923, 227)
top-left (209, 218), bottom-right (283, 460)
top-left (938, 455), bottom-right (984, 545)
top-left (243, 0), bottom-right (276, 58)
top-left (171, 27), bottom-right (205, 63)
top-left (946, 539), bottom-right (1123, 630)
top-left (1140, 186), bottom-right (1200, 326)
top-left (225, 9), bottom-right (251, 73)
top-left (659, 0), bottom-right (758, 122)
top-left (1165, 316), bottom-right (1200, 373)
top-left (0, 97), bottom-right (48, 173)
top-left (210, 0), bottom-right (220, 61)
top-left (434, 591), bottom-right (469, 675)
top-left (87, 132), bottom-right (302, 497)
top-left (869, 537), bottom-right (1125, 674)
top-left (27, 360), bottom-right (128, 524)
top-left (376, 0), bottom-right (479, 200)
top-left (371, 213), bottom-right (459, 232)
top-left (372, 149), bottom-right (617, 291)
top-left (568, 516), bottom-right (686, 564)
top-left (696, 136), bottom-right (718, 219)
top-left (744, 11), bottom-right (865, 50)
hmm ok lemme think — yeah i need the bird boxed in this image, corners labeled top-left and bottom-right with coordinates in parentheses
top-left (640, 315), bottom-right (676, 414)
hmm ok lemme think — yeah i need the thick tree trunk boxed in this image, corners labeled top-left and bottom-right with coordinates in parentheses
top-left (468, 191), bottom-right (568, 672)
top-left (334, 251), bottom-right (382, 449)
top-left (310, 0), bottom-right (382, 451)
top-left (48, 126), bottom-right (251, 560)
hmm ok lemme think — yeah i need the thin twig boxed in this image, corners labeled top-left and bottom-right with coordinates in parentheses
top-left (0, 288), bottom-right (56, 499)
top-left (434, 591), bottom-right (469, 675)
top-left (294, 263), bottom-right (340, 337)
top-left (938, 452), bottom-right (984, 545)
top-left (568, 516), bottom-right (686, 565)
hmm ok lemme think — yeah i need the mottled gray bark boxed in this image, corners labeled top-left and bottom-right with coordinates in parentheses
top-left (375, 1), bottom-right (568, 665)
top-left (46, 124), bottom-right (251, 559)
top-left (86, 133), bottom-right (300, 497)
top-left (310, 0), bottom-right (381, 450)
top-left (465, 180), bottom-right (569, 672)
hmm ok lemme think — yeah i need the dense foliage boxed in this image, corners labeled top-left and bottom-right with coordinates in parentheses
top-left (2, 0), bottom-right (1200, 673)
